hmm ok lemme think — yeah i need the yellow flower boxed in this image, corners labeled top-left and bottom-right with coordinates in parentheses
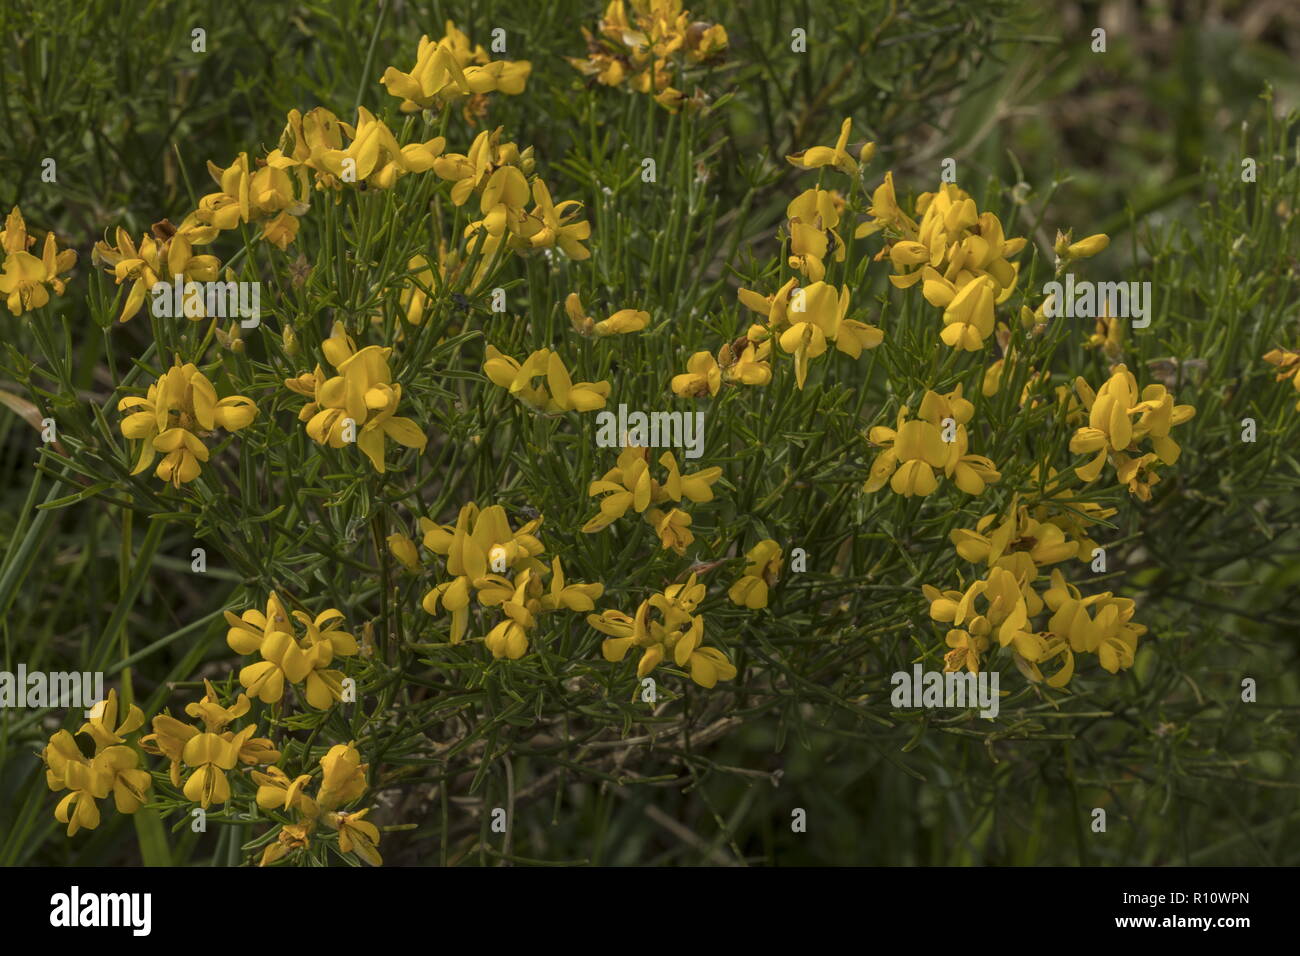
top-left (117, 358), bottom-right (257, 487)
top-left (181, 732), bottom-right (239, 808)
top-left (43, 730), bottom-right (113, 836)
top-left (540, 556), bottom-right (604, 611)
top-left (483, 568), bottom-right (538, 659)
top-left (924, 567), bottom-right (1044, 663)
top-left (139, 713), bottom-right (199, 787)
top-left (93, 746), bottom-right (153, 815)
top-left (583, 447), bottom-right (720, 552)
top-left (381, 23), bottom-right (531, 112)
top-left (1069, 365), bottom-right (1194, 494)
top-left (855, 171), bottom-right (918, 238)
top-left (943, 628), bottom-right (989, 674)
top-left (387, 533), bottom-right (422, 571)
top-left (253, 766), bottom-right (317, 816)
top-left (317, 742), bottom-right (369, 812)
top-left (420, 502), bottom-right (550, 645)
top-left (325, 808), bottom-right (384, 865)
top-left (786, 188), bottom-right (845, 281)
top-left (227, 595), bottom-right (356, 709)
top-left (313, 107), bottom-right (445, 191)
top-left (593, 572), bottom-right (734, 687)
top-left (568, 2), bottom-right (726, 106)
top-left (646, 506), bottom-right (694, 554)
top-left (483, 345), bottom-right (610, 413)
top-left (294, 608), bottom-right (359, 709)
top-left (265, 106), bottom-right (346, 188)
top-left (865, 390), bottom-right (995, 498)
top-left (875, 181), bottom-right (1024, 337)
top-left (778, 281), bottom-right (837, 388)
top-left (290, 324), bottom-right (427, 472)
top-left (728, 539), bottom-right (782, 609)
top-left (434, 126), bottom-right (534, 207)
top-left (0, 206), bottom-right (77, 315)
top-left (92, 223), bottom-right (221, 323)
top-left (737, 276), bottom-right (800, 330)
top-left (1043, 569), bottom-right (1146, 677)
top-left (1060, 231), bottom-right (1110, 260)
top-left (786, 117), bottom-right (859, 176)
top-left (938, 275), bottom-right (997, 351)
top-left (240, 630), bottom-right (312, 704)
top-left (230, 726), bottom-right (281, 767)
top-left (950, 501), bottom-right (1079, 571)
top-left (184, 679), bottom-right (251, 732)
top-left (79, 688), bottom-right (144, 750)
top-left (194, 150), bottom-right (310, 246)
top-left (225, 592), bottom-right (293, 653)
top-left (779, 281), bottom-right (883, 388)
top-left (566, 291), bottom-right (650, 336)
top-left (671, 350), bottom-right (723, 397)
top-left (720, 337), bottom-right (773, 387)
top-left (259, 821), bottom-right (314, 867)
top-left (584, 445), bottom-right (660, 530)
top-left (517, 178), bottom-right (592, 260)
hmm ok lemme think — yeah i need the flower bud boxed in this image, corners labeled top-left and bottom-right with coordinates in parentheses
top-left (386, 533), bottom-right (420, 572)
top-left (1067, 233), bottom-right (1109, 259)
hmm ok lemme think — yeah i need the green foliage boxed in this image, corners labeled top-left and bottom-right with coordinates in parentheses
top-left (2, 0), bottom-right (1298, 866)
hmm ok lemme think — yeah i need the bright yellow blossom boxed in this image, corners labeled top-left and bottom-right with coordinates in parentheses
top-left (483, 345), bottom-right (610, 413)
top-left (117, 358), bottom-right (257, 487)
top-left (0, 206), bottom-right (77, 315)
top-left (728, 539), bottom-right (782, 609)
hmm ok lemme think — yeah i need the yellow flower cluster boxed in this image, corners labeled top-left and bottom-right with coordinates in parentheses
top-left (785, 187), bottom-right (846, 283)
top-left (590, 572), bottom-right (736, 687)
top-left (225, 593), bottom-right (359, 708)
top-left (417, 503), bottom-right (602, 658)
top-left (381, 21), bottom-right (531, 116)
top-left (670, 335), bottom-right (772, 397)
top-left (950, 489), bottom-right (1116, 576)
top-left (197, 150), bottom-right (304, 249)
top-left (928, 465), bottom-right (1155, 685)
top-left (92, 219), bottom-right (223, 322)
top-left (0, 206), bottom-right (76, 316)
top-left (285, 321), bottom-right (428, 473)
top-left (782, 118), bottom-right (867, 276)
top-left (138, 680), bottom-right (279, 807)
top-left (446, 129), bottom-right (591, 270)
top-left (187, 28), bottom-right (582, 276)
top-left (41, 690), bottom-right (152, 836)
top-left (864, 386), bottom-right (1000, 497)
top-left (582, 445), bottom-right (722, 554)
top-left (483, 344), bottom-right (611, 413)
top-left (567, 0), bottom-right (727, 111)
top-left (255, 742), bottom-right (382, 867)
top-left (267, 104), bottom-right (445, 201)
top-left (865, 176), bottom-right (1026, 351)
top-left (1069, 364), bottom-right (1196, 500)
top-left (117, 357), bottom-right (257, 487)
top-left (743, 280), bottom-right (883, 389)
top-left (925, 562), bottom-right (1146, 687)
